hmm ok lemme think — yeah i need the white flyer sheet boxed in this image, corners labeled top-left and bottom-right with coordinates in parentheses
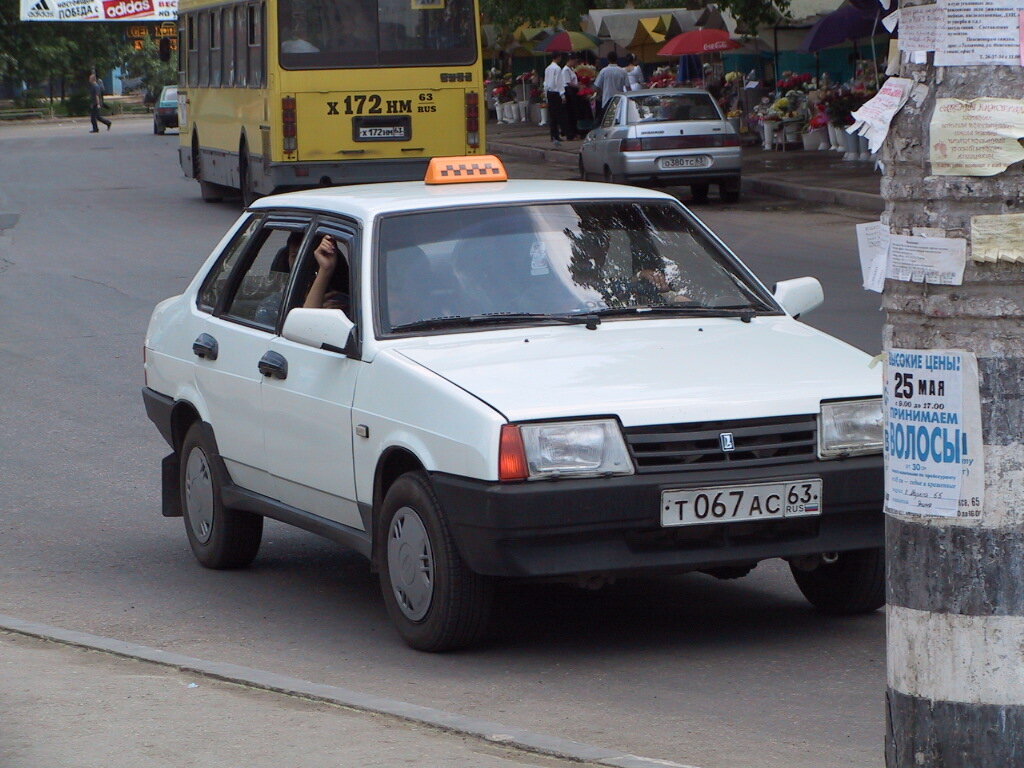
top-left (887, 234), bottom-right (967, 285)
top-left (848, 77), bottom-right (914, 153)
top-left (935, 0), bottom-right (1024, 65)
top-left (971, 212), bottom-right (1024, 262)
top-left (856, 221), bottom-right (890, 292)
top-left (898, 4), bottom-right (944, 51)
top-left (884, 349), bottom-right (984, 518)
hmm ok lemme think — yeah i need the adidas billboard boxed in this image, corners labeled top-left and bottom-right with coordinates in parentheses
top-left (20, 0), bottom-right (175, 20)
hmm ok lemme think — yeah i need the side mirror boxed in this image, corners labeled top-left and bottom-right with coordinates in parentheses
top-left (773, 277), bottom-right (824, 318)
top-left (282, 308), bottom-right (358, 357)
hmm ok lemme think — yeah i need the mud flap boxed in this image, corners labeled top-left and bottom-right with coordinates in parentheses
top-left (161, 452), bottom-right (182, 517)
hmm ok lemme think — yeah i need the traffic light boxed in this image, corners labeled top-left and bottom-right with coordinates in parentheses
top-left (159, 37), bottom-right (171, 62)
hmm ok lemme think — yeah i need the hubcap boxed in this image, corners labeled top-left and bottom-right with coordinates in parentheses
top-left (387, 507), bottom-right (434, 621)
top-left (184, 447), bottom-right (215, 544)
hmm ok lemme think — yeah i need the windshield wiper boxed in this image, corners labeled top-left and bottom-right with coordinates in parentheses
top-left (593, 305), bottom-right (758, 323)
top-left (392, 312), bottom-right (601, 333)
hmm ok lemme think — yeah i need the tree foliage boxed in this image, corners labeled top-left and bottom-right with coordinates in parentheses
top-left (125, 36), bottom-right (176, 92)
top-left (713, 0), bottom-right (790, 35)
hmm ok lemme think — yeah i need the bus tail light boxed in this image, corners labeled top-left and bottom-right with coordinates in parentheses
top-left (282, 96), bottom-right (297, 153)
top-left (465, 92), bottom-right (480, 148)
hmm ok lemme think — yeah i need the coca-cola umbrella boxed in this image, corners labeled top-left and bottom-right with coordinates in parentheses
top-left (657, 28), bottom-right (741, 56)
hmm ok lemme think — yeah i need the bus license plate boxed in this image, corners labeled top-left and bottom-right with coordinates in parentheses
top-left (660, 479), bottom-right (822, 527)
top-left (353, 116), bottom-right (411, 142)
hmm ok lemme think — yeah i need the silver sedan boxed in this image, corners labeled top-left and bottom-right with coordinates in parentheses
top-left (579, 88), bottom-right (742, 202)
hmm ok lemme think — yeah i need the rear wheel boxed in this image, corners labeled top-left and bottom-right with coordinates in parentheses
top-left (720, 177), bottom-right (741, 203)
top-left (154, 118), bottom-right (164, 135)
top-left (192, 132), bottom-right (223, 203)
top-left (239, 144), bottom-right (259, 208)
top-left (379, 471), bottom-right (493, 651)
top-left (790, 548), bottom-right (885, 615)
top-left (690, 183), bottom-right (710, 203)
top-left (179, 423), bottom-right (262, 569)
top-left (578, 155), bottom-right (587, 181)
top-left (603, 166), bottom-right (623, 184)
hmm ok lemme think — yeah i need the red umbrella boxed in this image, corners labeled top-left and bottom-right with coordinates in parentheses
top-left (658, 29), bottom-right (741, 56)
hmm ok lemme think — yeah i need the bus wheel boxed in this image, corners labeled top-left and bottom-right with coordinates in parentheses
top-left (193, 132), bottom-right (223, 203)
top-left (239, 146), bottom-right (259, 208)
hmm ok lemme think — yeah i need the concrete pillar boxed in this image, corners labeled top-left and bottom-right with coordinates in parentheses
top-left (880, 24), bottom-right (1024, 767)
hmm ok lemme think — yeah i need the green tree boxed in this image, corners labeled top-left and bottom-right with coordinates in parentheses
top-left (125, 36), bottom-right (176, 94)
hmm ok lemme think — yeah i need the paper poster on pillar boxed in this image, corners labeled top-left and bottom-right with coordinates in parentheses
top-left (930, 98), bottom-right (1024, 176)
top-left (884, 350), bottom-right (984, 519)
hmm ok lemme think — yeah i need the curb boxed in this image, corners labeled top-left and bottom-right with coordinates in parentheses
top-left (0, 614), bottom-right (698, 768)
top-left (489, 139), bottom-right (884, 213)
top-left (0, 113), bottom-right (150, 128)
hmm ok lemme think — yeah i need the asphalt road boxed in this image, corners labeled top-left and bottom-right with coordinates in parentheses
top-left (0, 118), bottom-right (884, 768)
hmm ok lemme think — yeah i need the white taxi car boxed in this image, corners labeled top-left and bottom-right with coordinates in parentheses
top-left (143, 157), bottom-right (884, 651)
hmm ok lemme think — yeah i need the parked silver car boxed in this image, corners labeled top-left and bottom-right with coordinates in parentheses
top-left (579, 88), bottom-right (742, 202)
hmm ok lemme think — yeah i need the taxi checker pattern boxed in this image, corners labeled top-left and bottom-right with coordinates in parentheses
top-left (438, 162), bottom-right (503, 178)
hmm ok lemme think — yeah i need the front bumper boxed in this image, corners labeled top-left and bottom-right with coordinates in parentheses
top-left (431, 457), bottom-right (882, 578)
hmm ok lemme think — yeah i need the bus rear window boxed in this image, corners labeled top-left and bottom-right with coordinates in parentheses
top-left (278, 0), bottom-right (477, 69)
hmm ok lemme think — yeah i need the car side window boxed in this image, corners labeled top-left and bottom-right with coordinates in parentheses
top-left (287, 226), bottom-right (354, 319)
top-left (601, 97), bottom-right (620, 128)
top-left (222, 226), bottom-right (306, 330)
top-left (197, 215), bottom-right (261, 312)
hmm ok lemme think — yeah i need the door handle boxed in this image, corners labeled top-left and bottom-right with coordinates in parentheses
top-left (258, 351), bottom-right (288, 380)
top-left (192, 333), bottom-right (218, 360)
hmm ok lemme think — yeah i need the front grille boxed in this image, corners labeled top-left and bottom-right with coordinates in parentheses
top-left (624, 414), bottom-right (818, 474)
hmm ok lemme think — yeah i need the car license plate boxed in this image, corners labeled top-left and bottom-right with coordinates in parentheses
top-left (660, 479), bottom-right (822, 527)
top-left (659, 155), bottom-right (710, 170)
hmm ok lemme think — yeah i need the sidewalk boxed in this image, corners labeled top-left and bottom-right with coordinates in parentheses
top-left (487, 120), bottom-right (883, 213)
top-left (0, 630), bottom-right (587, 768)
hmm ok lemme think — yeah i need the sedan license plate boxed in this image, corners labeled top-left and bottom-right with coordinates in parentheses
top-left (661, 479), bottom-right (822, 527)
top-left (659, 155), bottom-right (710, 170)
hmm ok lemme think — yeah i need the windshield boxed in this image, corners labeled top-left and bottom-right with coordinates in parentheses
top-left (627, 93), bottom-right (720, 123)
top-left (278, 0), bottom-right (477, 69)
top-left (378, 201), bottom-right (776, 332)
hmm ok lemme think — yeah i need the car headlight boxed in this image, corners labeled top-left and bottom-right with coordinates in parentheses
top-left (502, 420), bottom-right (634, 480)
top-left (818, 398), bottom-right (883, 458)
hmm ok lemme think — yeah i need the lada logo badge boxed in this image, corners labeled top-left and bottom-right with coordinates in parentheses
top-left (719, 432), bottom-right (736, 452)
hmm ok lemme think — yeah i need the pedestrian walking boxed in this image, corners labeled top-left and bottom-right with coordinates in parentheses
top-left (544, 52), bottom-right (566, 145)
top-left (561, 53), bottom-right (580, 140)
top-left (594, 52), bottom-right (629, 123)
top-left (88, 73), bottom-right (111, 133)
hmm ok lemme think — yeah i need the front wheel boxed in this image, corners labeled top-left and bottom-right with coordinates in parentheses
top-left (179, 423), bottom-right (262, 569)
top-left (790, 548), bottom-right (885, 615)
top-left (379, 472), bottom-right (493, 651)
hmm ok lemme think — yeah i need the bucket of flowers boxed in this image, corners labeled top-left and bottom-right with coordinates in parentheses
top-left (646, 66), bottom-right (675, 89)
top-left (574, 64), bottom-right (597, 129)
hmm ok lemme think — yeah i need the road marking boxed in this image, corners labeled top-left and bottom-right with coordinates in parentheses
top-left (0, 613), bottom-right (700, 768)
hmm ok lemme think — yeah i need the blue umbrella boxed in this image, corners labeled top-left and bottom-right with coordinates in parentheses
top-left (799, 3), bottom-right (889, 52)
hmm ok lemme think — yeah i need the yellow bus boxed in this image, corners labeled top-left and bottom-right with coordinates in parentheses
top-left (176, 0), bottom-right (485, 204)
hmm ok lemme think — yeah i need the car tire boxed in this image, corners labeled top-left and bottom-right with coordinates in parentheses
top-left (790, 548), bottom-right (885, 615)
top-left (720, 178), bottom-right (741, 203)
top-left (179, 422), bottom-right (262, 569)
top-left (379, 471), bottom-right (493, 652)
top-left (579, 155), bottom-right (588, 181)
top-left (154, 118), bottom-right (164, 135)
top-left (690, 183), bottom-right (710, 203)
top-left (603, 166), bottom-right (623, 184)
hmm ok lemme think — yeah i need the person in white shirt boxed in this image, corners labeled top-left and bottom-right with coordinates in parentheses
top-left (623, 53), bottom-right (645, 91)
top-left (543, 52), bottom-right (567, 144)
top-left (561, 53), bottom-right (580, 140)
top-left (594, 52), bottom-right (629, 121)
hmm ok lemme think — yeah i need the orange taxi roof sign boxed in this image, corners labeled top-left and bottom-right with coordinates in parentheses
top-left (425, 155), bottom-right (508, 184)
